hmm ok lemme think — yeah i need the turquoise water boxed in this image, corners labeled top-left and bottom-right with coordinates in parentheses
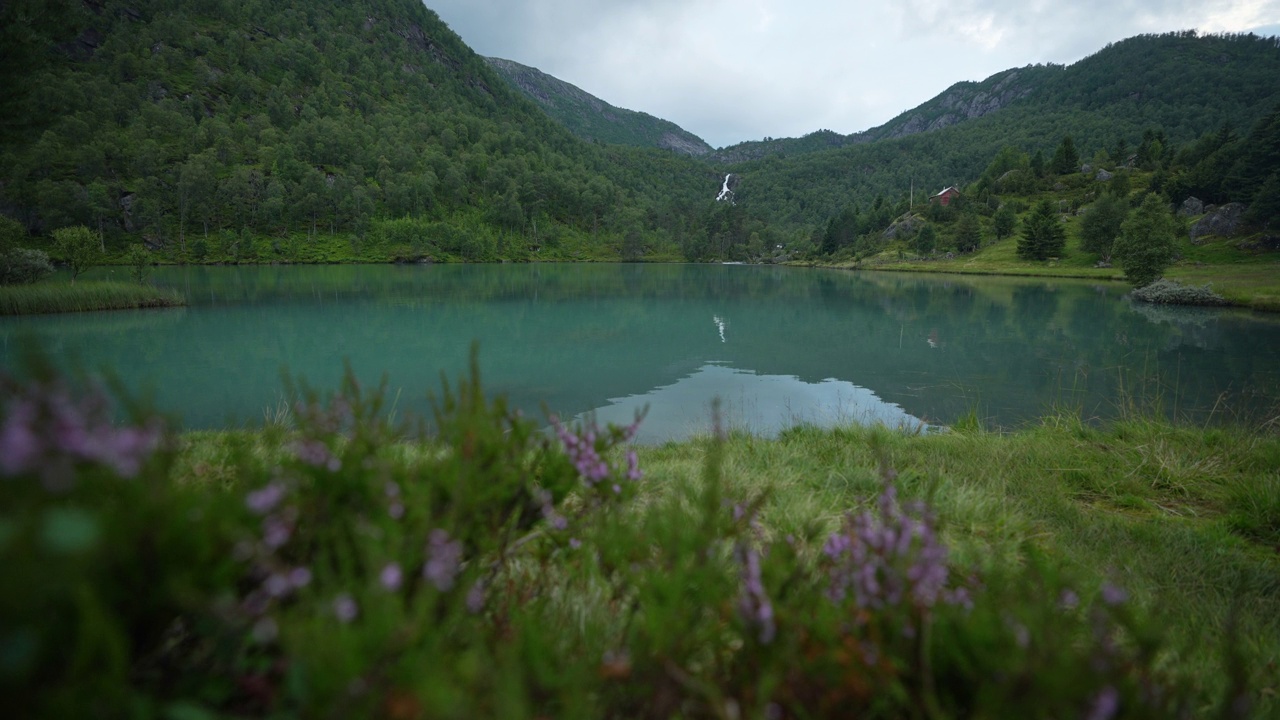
top-left (3, 264), bottom-right (1278, 442)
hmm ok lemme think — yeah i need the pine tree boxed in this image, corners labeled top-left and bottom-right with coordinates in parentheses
top-left (955, 213), bottom-right (982, 253)
top-left (992, 205), bottom-right (1017, 239)
top-left (1050, 136), bottom-right (1080, 175)
top-left (914, 223), bottom-right (937, 255)
top-left (1016, 200), bottom-right (1066, 260)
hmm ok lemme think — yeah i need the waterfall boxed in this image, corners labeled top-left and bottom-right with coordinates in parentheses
top-left (716, 174), bottom-right (733, 202)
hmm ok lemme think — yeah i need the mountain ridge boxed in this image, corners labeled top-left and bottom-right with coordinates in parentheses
top-left (483, 56), bottom-right (713, 156)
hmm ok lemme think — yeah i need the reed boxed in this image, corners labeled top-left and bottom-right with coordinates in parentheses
top-left (0, 280), bottom-right (185, 315)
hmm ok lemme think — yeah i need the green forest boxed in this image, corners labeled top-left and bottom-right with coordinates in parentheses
top-left (1, 1), bottom-right (1278, 268)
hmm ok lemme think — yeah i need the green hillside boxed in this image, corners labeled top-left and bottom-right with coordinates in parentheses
top-left (484, 57), bottom-right (713, 156)
top-left (0, 0), bottom-right (718, 263)
top-left (727, 32), bottom-right (1280, 229)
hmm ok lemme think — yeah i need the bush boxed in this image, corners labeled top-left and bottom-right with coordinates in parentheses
top-left (0, 247), bottom-right (55, 285)
top-left (1130, 278), bottom-right (1229, 306)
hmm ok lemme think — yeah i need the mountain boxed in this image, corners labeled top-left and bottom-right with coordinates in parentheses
top-left (484, 57), bottom-right (713, 156)
top-left (724, 32), bottom-right (1280, 227)
top-left (0, 0), bottom-right (714, 261)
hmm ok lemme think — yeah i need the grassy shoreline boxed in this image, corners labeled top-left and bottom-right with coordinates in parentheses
top-left (0, 280), bottom-right (186, 315)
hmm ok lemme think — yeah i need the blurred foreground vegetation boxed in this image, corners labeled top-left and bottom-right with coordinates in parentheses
top-left (2, 352), bottom-right (1277, 718)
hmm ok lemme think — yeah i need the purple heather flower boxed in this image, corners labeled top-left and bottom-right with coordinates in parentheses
top-left (263, 573), bottom-right (292, 598)
top-left (262, 515), bottom-right (292, 549)
top-left (292, 438), bottom-right (337, 470)
top-left (0, 380), bottom-right (163, 483)
top-left (626, 450), bottom-right (642, 481)
top-left (384, 481), bottom-right (401, 498)
top-left (569, 537), bottom-right (582, 549)
top-left (735, 543), bottom-right (776, 644)
top-left (465, 580), bottom-right (486, 614)
top-left (1060, 589), bottom-right (1080, 610)
top-left (823, 482), bottom-right (959, 618)
top-left (246, 482), bottom-right (286, 514)
top-left (424, 529), bottom-right (463, 591)
top-left (388, 501), bottom-right (405, 520)
top-left (288, 566), bottom-right (312, 588)
top-left (1101, 583), bottom-right (1128, 606)
top-left (332, 594), bottom-right (358, 623)
top-left (380, 562), bottom-right (403, 592)
top-left (1086, 686), bottom-right (1120, 720)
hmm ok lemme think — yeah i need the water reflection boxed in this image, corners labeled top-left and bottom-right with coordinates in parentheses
top-left (580, 363), bottom-right (927, 444)
top-left (2, 264), bottom-right (1278, 439)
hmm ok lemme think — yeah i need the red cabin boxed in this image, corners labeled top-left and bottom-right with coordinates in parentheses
top-left (930, 186), bottom-right (960, 206)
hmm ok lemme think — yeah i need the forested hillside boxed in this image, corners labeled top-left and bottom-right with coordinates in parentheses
top-left (0, 0), bottom-right (722, 262)
top-left (484, 57), bottom-right (713, 157)
top-left (1, 3), bottom-right (1277, 266)
top-left (725, 32), bottom-right (1280, 228)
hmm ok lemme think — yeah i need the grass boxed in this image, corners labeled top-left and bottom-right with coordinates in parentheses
top-left (618, 417), bottom-right (1280, 704)
top-left (0, 280), bottom-right (186, 315)
top-left (173, 412), bottom-right (1280, 708)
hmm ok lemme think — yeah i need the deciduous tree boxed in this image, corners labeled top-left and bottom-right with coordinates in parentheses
top-left (52, 225), bottom-right (100, 283)
top-left (1112, 194), bottom-right (1177, 286)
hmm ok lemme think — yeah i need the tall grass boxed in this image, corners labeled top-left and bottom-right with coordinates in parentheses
top-left (0, 280), bottom-right (185, 315)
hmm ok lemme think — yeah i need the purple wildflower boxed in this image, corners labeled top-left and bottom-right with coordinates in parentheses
top-left (568, 537), bottom-right (582, 549)
top-left (465, 580), bottom-right (486, 614)
top-left (332, 594), bottom-right (358, 623)
top-left (380, 562), bottom-right (403, 592)
top-left (246, 482), bottom-right (286, 515)
top-left (1086, 686), bottom-right (1120, 720)
top-left (388, 501), bottom-right (405, 520)
top-left (292, 438), bottom-right (339, 471)
top-left (288, 566), bottom-right (312, 589)
top-left (423, 529), bottom-right (463, 591)
top-left (0, 379), bottom-right (163, 484)
top-left (626, 450), bottom-right (642, 481)
top-left (735, 542), bottom-right (776, 644)
top-left (1060, 589), bottom-right (1080, 610)
top-left (823, 482), bottom-right (958, 617)
top-left (1101, 583), bottom-right (1127, 606)
top-left (262, 515), bottom-right (292, 549)
top-left (263, 573), bottom-right (292, 598)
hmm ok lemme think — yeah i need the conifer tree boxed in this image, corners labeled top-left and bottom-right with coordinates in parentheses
top-left (1016, 200), bottom-right (1066, 260)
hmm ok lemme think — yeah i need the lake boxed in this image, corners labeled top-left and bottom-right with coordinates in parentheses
top-left (2, 264), bottom-right (1278, 442)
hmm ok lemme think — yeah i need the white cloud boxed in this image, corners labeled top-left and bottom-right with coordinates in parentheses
top-left (425, 0), bottom-right (1280, 148)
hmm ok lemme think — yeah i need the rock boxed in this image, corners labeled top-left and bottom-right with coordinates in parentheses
top-left (119, 193), bottom-right (137, 232)
top-left (1189, 203), bottom-right (1247, 243)
top-left (1081, 164), bottom-right (1093, 174)
top-left (1053, 182), bottom-right (1066, 191)
top-left (1095, 169), bottom-right (1113, 182)
top-left (882, 214), bottom-right (923, 240)
top-left (1178, 196), bottom-right (1204, 217)
top-left (1095, 260), bottom-right (1112, 268)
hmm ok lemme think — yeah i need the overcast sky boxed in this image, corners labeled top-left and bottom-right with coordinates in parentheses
top-left (424, 0), bottom-right (1280, 149)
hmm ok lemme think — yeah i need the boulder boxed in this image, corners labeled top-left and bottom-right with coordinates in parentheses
top-left (1188, 202), bottom-right (1247, 243)
top-left (882, 213), bottom-right (923, 240)
top-left (1081, 164), bottom-right (1093, 175)
top-left (1095, 169), bottom-right (1113, 182)
top-left (1178, 196), bottom-right (1204, 217)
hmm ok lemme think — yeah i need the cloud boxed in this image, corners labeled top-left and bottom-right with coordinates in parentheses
top-left (425, 0), bottom-right (1280, 148)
